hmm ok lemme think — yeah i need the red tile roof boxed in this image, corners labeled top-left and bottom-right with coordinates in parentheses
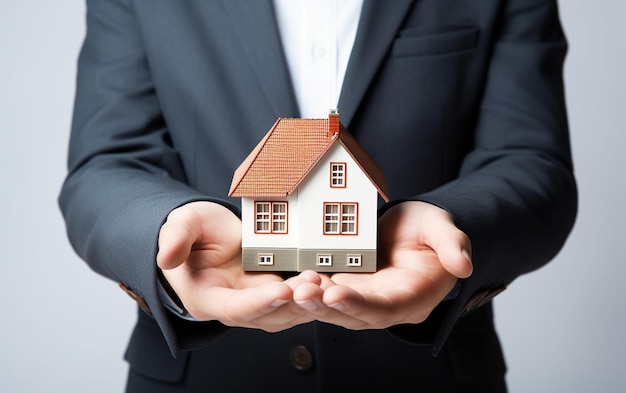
top-left (229, 115), bottom-right (389, 202)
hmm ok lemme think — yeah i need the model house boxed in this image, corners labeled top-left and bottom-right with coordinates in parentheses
top-left (228, 110), bottom-right (389, 272)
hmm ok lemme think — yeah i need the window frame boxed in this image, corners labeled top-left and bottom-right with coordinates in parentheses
top-left (323, 202), bottom-right (358, 235)
top-left (317, 254), bottom-right (333, 267)
top-left (254, 201), bottom-right (288, 234)
top-left (330, 162), bottom-right (347, 188)
top-left (346, 254), bottom-right (362, 267)
top-left (258, 253), bottom-right (274, 266)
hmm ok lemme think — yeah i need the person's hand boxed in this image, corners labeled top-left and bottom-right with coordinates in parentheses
top-left (292, 201), bottom-right (473, 330)
top-left (157, 201), bottom-right (317, 332)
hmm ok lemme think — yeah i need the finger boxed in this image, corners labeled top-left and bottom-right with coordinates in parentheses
top-left (157, 217), bottom-right (197, 270)
top-left (325, 285), bottom-right (391, 319)
top-left (430, 226), bottom-right (473, 278)
top-left (284, 270), bottom-right (323, 289)
top-left (286, 271), bottom-right (335, 312)
top-left (292, 281), bottom-right (325, 312)
top-left (323, 264), bottom-right (454, 329)
top-left (318, 285), bottom-right (399, 329)
top-left (215, 285), bottom-right (316, 332)
top-left (287, 273), bottom-right (369, 327)
top-left (290, 271), bottom-right (343, 313)
top-left (157, 202), bottom-right (242, 270)
top-left (193, 281), bottom-right (294, 324)
top-left (288, 282), bottom-right (369, 329)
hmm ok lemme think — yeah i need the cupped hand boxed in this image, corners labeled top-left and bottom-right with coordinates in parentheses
top-left (292, 201), bottom-right (473, 330)
top-left (157, 201), bottom-right (317, 332)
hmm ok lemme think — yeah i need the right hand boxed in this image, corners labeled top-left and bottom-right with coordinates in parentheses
top-left (157, 201), bottom-right (320, 332)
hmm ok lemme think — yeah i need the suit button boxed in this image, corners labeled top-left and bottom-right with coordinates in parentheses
top-left (118, 282), bottom-right (151, 315)
top-left (289, 345), bottom-right (314, 372)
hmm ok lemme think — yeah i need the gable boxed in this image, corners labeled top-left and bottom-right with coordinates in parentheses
top-left (336, 128), bottom-right (389, 202)
top-left (229, 114), bottom-right (389, 201)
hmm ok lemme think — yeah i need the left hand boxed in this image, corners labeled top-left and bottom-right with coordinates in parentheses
top-left (291, 201), bottom-right (473, 329)
top-left (157, 201), bottom-right (318, 332)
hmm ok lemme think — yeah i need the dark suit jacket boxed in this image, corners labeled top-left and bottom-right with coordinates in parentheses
top-left (59, 0), bottom-right (576, 390)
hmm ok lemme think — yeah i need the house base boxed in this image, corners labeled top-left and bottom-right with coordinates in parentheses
top-left (242, 248), bottom-right (377, 273)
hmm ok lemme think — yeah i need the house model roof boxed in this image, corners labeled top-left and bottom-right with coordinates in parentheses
top-left (228, 112), bottom-right (389, 201)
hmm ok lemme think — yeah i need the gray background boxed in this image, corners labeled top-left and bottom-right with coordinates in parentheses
top-left (1, 1), bottom-right (624, 392)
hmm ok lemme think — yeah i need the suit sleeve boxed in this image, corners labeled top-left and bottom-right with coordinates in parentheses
top-left (58, 0), bottom-right (230, 356)
top-left (389, 0), bottom-right (577, 354)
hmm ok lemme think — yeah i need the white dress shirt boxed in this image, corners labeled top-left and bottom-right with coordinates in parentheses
top-left (273, 0), bottom-right (363, 118)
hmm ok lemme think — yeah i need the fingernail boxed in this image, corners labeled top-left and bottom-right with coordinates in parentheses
top-left (270, 299), bottom-right (289, 308)
top-left (296, 299), bottom-right (320, 312)
top-left (461, 248), bottom-right (474, 277)
top-left (461, 248), bottom-right (472, 264)
top-left (329, 302), bottom-right (347, 312)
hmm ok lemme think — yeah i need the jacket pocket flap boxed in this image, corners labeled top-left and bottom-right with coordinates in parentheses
top-left (392, 26), bottom-right (480, 58)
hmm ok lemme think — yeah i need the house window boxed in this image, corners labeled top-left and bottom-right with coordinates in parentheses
top-left (255, 202), bottom-right (288, 234)
top-left (317, 254), bottom-right (332, 267)
top-left (258, 254), bottom-right (274, 266)
top-left (272, 203), bottom-right (287, 233)
top-left (330, 163), bottom-right (346, 188)
top-left (347, 254), bottom-right (362, 267)
top-left (324, 203), bottom-right (340, 234)
top-left (323, 203), bottom-right (358, 235)
top-left (255, 202), bottom-right (270, 233)
top-left (341, 204), bottom-right (357, 234)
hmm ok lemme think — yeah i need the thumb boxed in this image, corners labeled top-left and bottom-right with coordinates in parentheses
top-left (156, 211), bottom-right (198, 271)
top-left (431, 225), bottom-right (473, 279)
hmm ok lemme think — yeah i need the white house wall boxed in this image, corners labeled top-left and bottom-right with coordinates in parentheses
top-left (297, 143), bottom-right (379, 250)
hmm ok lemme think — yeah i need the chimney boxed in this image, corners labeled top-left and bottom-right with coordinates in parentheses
top-left (328, 109), bottom-right (340, 137)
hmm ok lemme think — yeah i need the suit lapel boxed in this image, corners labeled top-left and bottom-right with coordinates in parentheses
top-left (219, 0), bottom-right (300, 118)
top-left (218, 0), bottom-right (414, 124)
top-left (338, 0), bottom-right (415, 127)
